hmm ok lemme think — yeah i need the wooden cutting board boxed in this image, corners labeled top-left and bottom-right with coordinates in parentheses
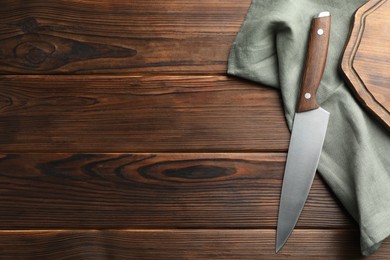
top-left (341, 0), bottom-right (390, 130)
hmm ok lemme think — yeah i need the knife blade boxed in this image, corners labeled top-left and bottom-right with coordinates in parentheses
top-left (276, 11), bottom-right (331, 253)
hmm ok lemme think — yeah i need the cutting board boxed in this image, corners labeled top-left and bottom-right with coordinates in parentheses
top-left (341, 0), bottom-right (390, 130)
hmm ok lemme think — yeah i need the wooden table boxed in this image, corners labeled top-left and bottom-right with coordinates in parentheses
top-left (0, 1), bottom-right (388, 259)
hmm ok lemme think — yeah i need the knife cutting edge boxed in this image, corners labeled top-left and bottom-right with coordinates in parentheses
top-left (276, 11), bottom-right (331, 253)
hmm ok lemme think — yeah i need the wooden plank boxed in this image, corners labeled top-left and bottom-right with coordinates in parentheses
top-left (0, 0), bottom-right (251, 74)
top-left (0, 75), bottom-right (289, 152)
top-left (0, 153), bottom-right (352, 229)
top-left (0, 229), bottom-right (388, 259)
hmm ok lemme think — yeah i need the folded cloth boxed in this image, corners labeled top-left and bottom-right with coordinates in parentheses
top-left (228, 0), bottom-right (390, 255)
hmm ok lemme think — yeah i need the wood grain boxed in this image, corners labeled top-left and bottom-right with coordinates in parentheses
top-left (297, 15), bottom-right (330, 112)
top-left (0, 153), bottom-right (352, 229)
top-left (1, 229), bottom-right (389, 259)
top-left (0, 75), bottom-right (289, 152)
top-left (2, 0), bottom-right (386, 258)
top-left (341, 0), bottom-right (390, 129)
top-left (0, 0), bottom-right (251, 74)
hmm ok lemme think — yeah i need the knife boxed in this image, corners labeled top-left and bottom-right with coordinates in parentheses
top-left (276, 11), bottom-right (331, 253)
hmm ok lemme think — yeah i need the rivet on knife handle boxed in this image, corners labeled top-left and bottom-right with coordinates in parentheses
top-left (297, 12), bottom-right (331, 113)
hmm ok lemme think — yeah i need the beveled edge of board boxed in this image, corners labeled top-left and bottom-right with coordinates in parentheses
top-left (340, 0), bottom-right (390, 131)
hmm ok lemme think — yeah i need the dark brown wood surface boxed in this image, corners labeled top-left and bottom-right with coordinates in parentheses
top-left (0, 153), bottom-right (351, 229)
top-left (0, 76), bottom-right (288, 152)
top-left (1, 229), bottom-right (390, 260)
top-left (0, 0), bottom-right (388, 259)
top-left (0, 0), bottom-right (250, 74)
top-left (341, 0), bottom-right (390, 129)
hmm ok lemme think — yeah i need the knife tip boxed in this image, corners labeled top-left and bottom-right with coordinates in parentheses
top-left (275, 242), bottom-right (284, 254)
top-left (275, 229), bottom-right (288, 254)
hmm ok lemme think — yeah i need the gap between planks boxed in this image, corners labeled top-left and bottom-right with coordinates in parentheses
top-left (0, 73), bottom-right (234, 78)
top-left (0, 228), bottom-right (356, 233)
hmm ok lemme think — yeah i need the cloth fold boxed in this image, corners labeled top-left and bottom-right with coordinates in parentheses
top-left (228, 0), bottom-right (390, 255)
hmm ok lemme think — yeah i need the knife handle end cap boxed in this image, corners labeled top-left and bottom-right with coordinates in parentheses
top-left (317, 11), bottom-right (330, 18)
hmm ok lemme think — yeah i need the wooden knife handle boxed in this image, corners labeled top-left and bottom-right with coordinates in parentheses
top-left (297, 12), bottom-right (331, 112)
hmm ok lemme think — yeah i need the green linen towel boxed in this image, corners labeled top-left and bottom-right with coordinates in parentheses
top-left (228, 0), bottom-right (390, 255)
